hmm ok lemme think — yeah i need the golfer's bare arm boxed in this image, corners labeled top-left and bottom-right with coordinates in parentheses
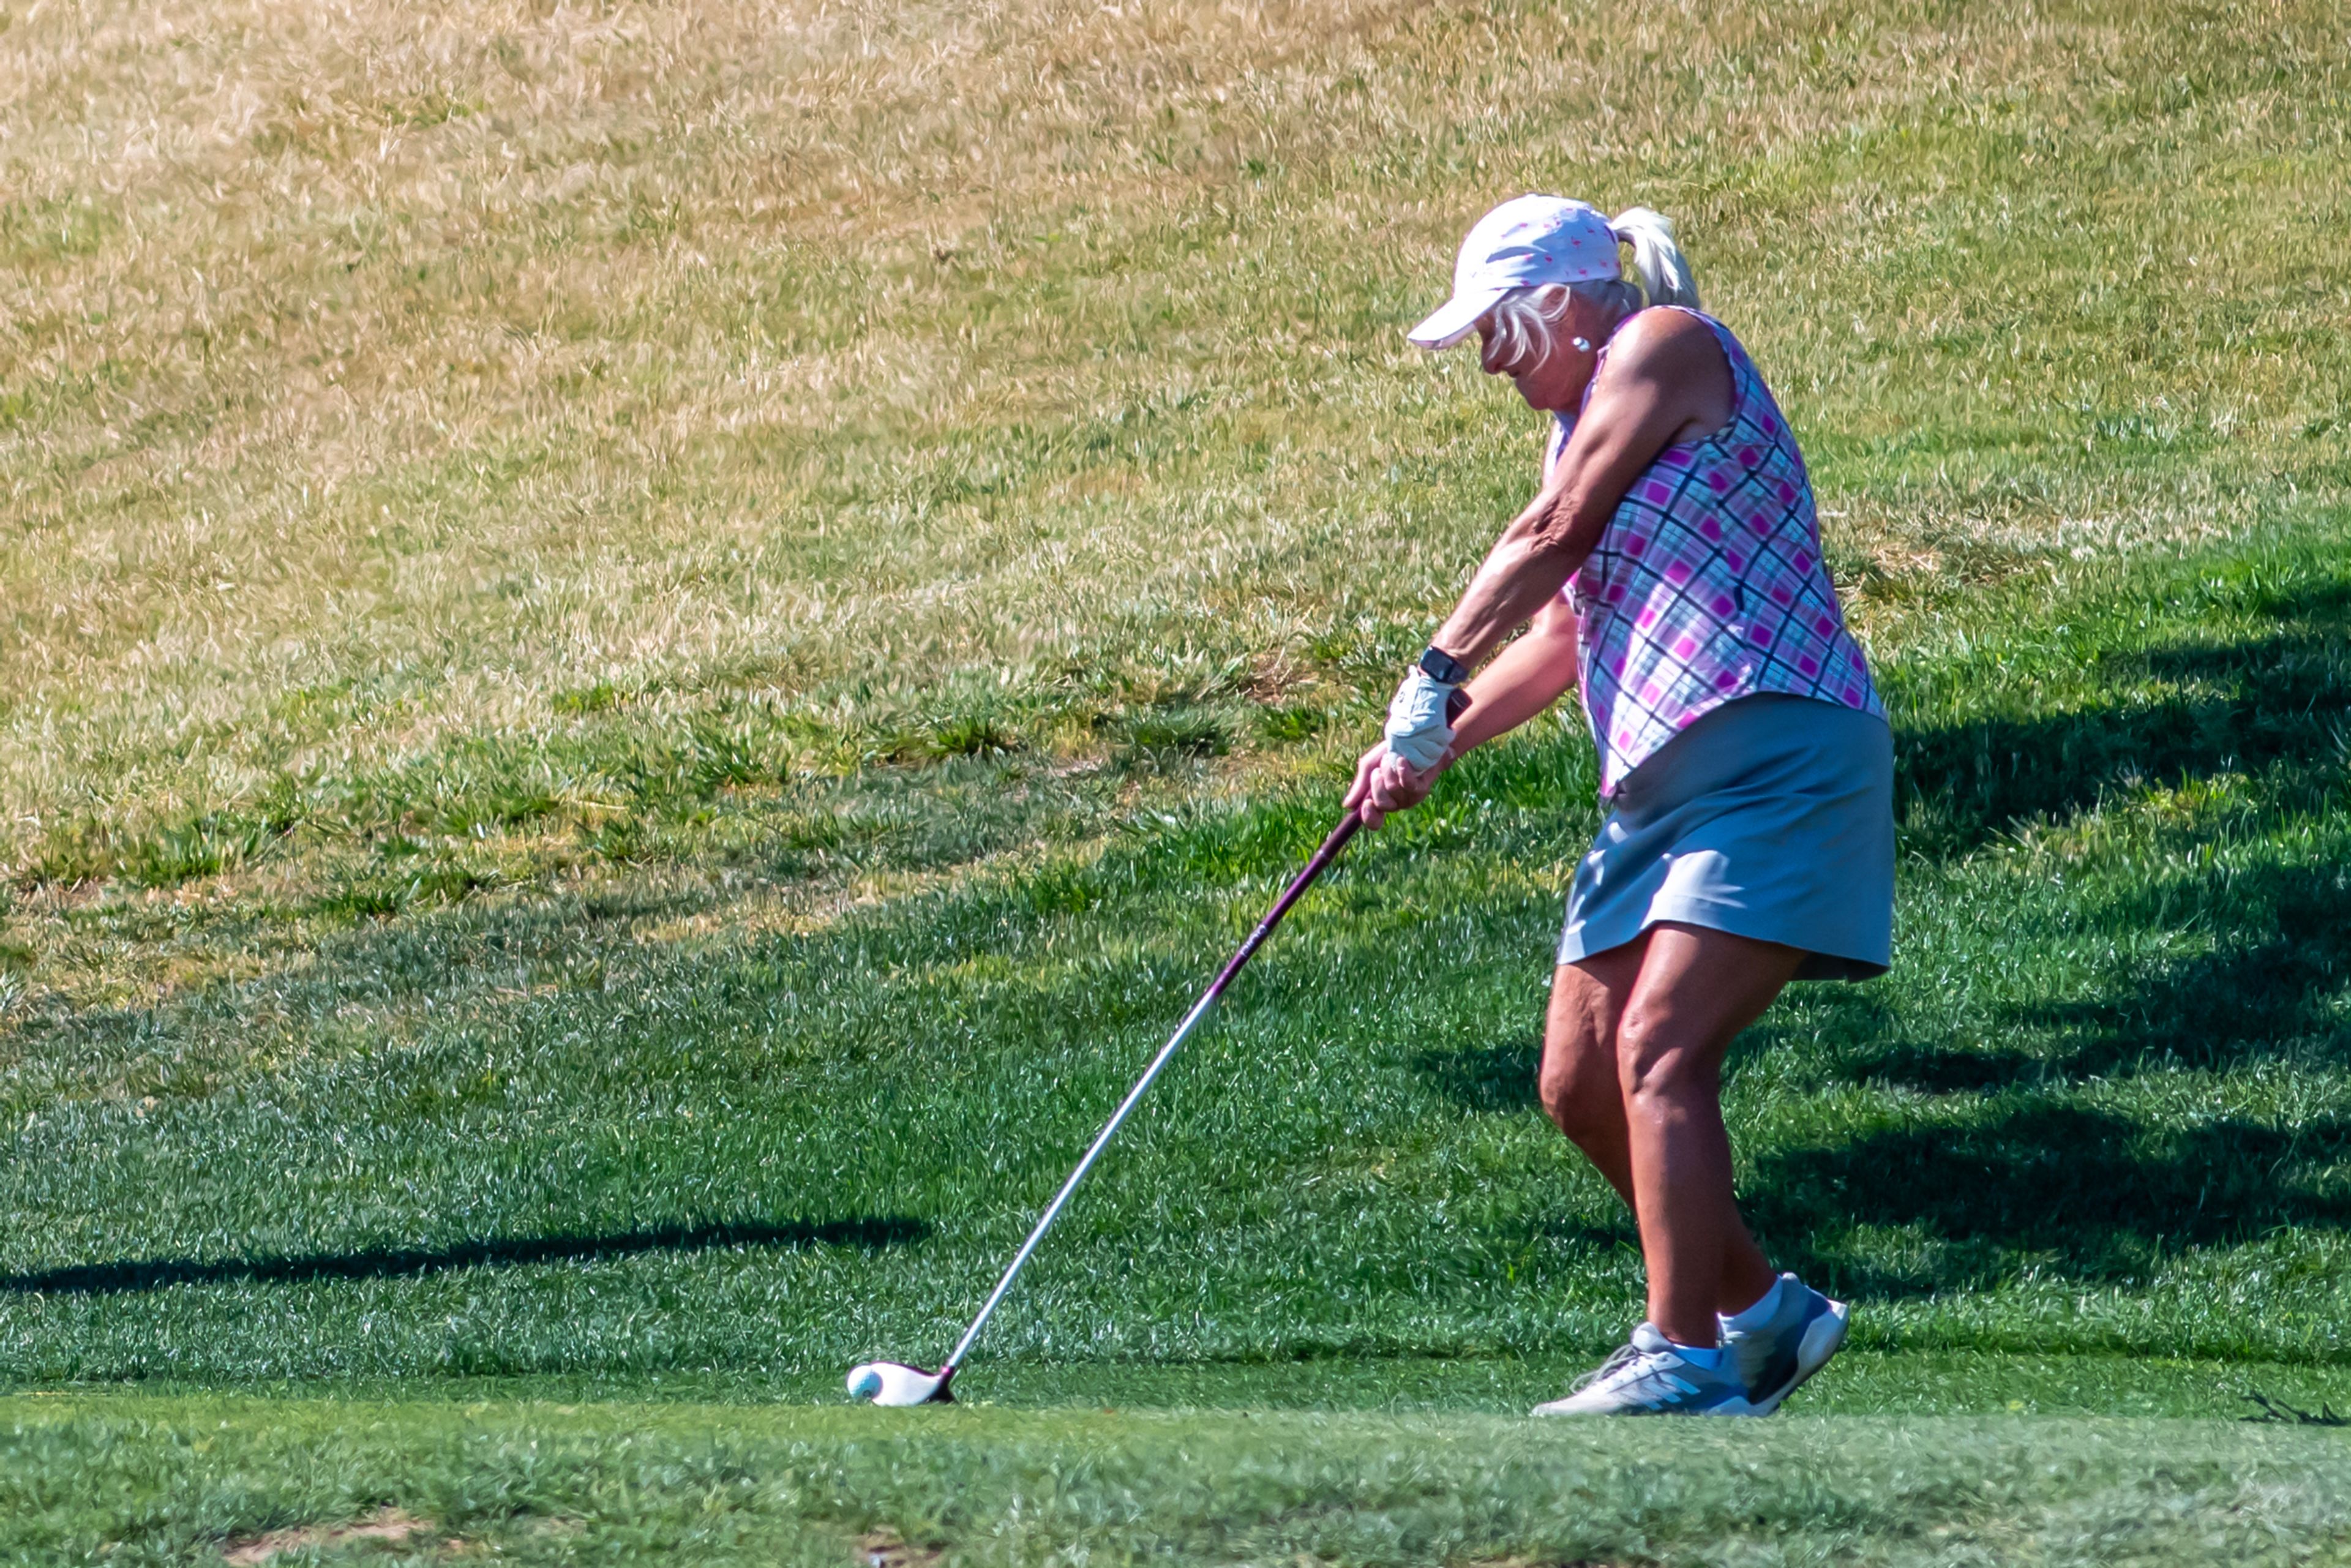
top-left (1430, 312), bottom-right (1732, 670)
top-left (1347, 315), bottom-right (1732, 823)
top-left (1441, 576), bottom-right (1580, 759)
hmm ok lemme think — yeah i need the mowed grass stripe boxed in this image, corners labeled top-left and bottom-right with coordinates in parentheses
top-left (7, 1395), bottom-right (2351, 1567)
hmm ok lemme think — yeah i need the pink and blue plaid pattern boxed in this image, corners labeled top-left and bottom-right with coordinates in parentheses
top-left (1563, 309), bottom-right (1882, 797)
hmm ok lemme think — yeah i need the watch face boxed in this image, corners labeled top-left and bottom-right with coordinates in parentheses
top-left (1419, 647), bottom-right (1469, 685)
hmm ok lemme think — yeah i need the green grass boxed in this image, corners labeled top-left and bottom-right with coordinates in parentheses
top-left (9, 1394), bottom-right (2351, 1567)
top-left (20, 508), bottom-right (2351, 1564)
top-left (8, 0), bottom-right (2351, 1556)
top-left (6, 532), bottom-right (2351, 1392)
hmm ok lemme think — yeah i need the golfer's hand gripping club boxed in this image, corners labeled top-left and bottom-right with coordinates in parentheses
top-left (1348, 683), bottom-right (1474, 828)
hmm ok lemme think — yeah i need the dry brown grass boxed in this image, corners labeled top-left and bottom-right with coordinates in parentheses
top-left (2, 0), bottom-right (2346, 882)
top-left (220, 1506), bottom-right (427, 1564)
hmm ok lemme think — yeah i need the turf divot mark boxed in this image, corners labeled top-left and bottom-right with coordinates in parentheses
top-left (222, 1509), bottom-right (427, 1565)
top-left (858, 1531), bottom-right (943, 1568)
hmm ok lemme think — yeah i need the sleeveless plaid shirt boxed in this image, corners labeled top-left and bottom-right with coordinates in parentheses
top-left (1561, 308), bottom-right (1883, 797)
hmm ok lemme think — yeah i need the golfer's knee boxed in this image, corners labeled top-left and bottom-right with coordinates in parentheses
top-left (1615, 1006), bottom-right (1708, 1103)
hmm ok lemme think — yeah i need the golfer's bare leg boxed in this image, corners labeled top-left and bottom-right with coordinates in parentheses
top-left (1614, 922), bottom-right (1804, 1348)
top-left (1540, 941), bottom-right (1779, 1324)
top-left (1539, 945), bottom-right (1644, 1205)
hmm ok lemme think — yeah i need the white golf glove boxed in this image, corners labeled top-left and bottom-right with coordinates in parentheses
top-left (1382, 668), bottom-right (1458, 773)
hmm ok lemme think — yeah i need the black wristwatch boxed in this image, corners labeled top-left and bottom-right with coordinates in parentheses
top-left (1417, 644), bottom-right (1472, 686)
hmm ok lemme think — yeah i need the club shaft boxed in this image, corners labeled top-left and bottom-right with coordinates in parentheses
top-left (943, 810), bottom-right (1363, 1373)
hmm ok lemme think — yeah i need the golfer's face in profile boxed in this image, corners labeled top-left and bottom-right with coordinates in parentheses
top-left (1477, 315), bottom-right (1589, 413)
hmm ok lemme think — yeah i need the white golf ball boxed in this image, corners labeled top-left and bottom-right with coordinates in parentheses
top-left (847, 1364), bottom-right (884, 1400)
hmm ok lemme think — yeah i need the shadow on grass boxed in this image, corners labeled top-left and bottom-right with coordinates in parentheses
top-left (1415, 839), bottom-right (2351, 1105)
top-left (1417, 849), bottom-right (2351, 1104)
top-left (1412, 580), bottom-right (2351, 1299)
top-left (1777, 851), bottom-right (2351, 1294)
top-left (1412, 1039), bottom-right (1543, 1114)
top-left (0, 1217), bottom-right (929, 1296)
top-left (1749, 1108), bottom-right (2351, 1296)
top-left (1893, 613), bottom-right (2351, 858)
top-left (1825, 857), bottom-right (2351, 1098)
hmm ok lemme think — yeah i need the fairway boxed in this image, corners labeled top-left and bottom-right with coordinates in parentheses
top-left (10, 1393), bottom-right (2351, 1567)
top-left (6, 0), bottom-right (2351, 1559)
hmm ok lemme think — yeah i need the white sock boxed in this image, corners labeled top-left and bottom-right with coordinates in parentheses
top-left (1670, 1340), bottom-right (1727, 1369)
top-left (1720, 1274), bottom-right (1790, 1334)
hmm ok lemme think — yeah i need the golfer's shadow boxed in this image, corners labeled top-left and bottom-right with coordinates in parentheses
top-left (1746, 1108), bottom-right (2351, 1296)
top-left (1893, 583), bottom-right (2351, 860)
top-left (0, 1216), bottom-right (928, 1297)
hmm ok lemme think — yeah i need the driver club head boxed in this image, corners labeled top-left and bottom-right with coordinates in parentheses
top-left (847, 1360), bottom-right (954, 1406)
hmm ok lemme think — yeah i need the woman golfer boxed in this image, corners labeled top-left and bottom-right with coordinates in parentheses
top-left (1347, 196), bottom-right (1891, 1416)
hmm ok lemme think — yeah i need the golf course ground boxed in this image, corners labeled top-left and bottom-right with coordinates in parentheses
top-left (5, 0), bottom-right (2351, 1559)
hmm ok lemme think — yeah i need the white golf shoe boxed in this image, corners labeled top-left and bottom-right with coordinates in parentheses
top-left (1720, 1274), bottom-right (1848, 1415)
top-left (1532, 1322), bottom-right (1760, 1416)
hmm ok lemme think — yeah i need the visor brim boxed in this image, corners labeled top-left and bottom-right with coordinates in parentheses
top-left (1405, 286), bottom-right (1507, 350)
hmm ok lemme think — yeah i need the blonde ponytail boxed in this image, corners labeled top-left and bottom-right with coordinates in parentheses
top-left (1610, 207), bottom-right (1700, 309)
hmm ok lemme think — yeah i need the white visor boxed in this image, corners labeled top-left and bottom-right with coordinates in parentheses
top-left (1407, 195), bottom-right (1624, 352)
top-left (1406, 285), bottom-right (1511, 351)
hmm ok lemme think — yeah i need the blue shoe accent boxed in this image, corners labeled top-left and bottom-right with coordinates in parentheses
top-left (1723, 1275), bottom-right (1849, 1415)
top-left (1534, 1323), bottom-right (1761, 1417)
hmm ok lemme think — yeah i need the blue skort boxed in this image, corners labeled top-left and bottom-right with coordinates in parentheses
top-left (1558, 692), bottom-right (1895, 981)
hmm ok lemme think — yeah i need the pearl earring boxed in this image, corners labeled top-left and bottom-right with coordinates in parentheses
top-left (1572, 336), bottom-right (1593, 352)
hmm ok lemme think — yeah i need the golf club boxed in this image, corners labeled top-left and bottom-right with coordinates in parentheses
top-left (847, 795), bottom-right (1391, 1406)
